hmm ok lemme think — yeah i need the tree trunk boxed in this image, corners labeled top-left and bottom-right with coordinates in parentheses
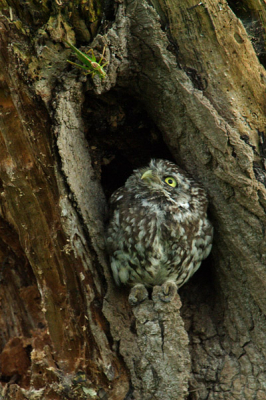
top-left (0, 0), bottom-right (266, 399)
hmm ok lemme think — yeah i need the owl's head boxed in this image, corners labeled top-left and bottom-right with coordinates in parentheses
top-left (125, 159), bottom-right (207, 211)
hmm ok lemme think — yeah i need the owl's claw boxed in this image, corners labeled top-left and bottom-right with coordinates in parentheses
top-left (159, 281), bottom-right (177, 302)
top-left (128, 284), bottom-right (148, 306)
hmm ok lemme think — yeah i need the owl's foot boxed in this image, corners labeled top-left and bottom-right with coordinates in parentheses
top-left (159, 281), bottom-right (177, 302)
top-left (128, 284), bottom-right (148, 306)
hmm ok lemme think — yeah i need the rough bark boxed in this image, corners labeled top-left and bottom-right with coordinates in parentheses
top-left (0, 0), bottom-right (266, 399)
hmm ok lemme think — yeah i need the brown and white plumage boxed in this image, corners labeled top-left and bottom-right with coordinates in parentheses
top-left (106, 159), bottom-right (213, 289)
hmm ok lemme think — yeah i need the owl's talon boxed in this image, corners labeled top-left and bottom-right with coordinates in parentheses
top-left (159, 281), bottom-right (177, 302)
top-left (128, 284), bottom-right (148, 306)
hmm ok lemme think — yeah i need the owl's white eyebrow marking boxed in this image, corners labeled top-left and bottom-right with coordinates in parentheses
top-left (116, 195), bottom-right (123, 201)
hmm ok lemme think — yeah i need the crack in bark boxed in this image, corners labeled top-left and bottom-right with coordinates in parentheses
top-left (158, 319), bottom-right (165, 356)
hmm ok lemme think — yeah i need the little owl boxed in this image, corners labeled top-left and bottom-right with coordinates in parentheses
top-left (106, 159), bottom-right (213, 301)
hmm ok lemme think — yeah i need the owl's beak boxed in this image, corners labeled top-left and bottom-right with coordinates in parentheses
top-left (141, 169), bottom-right (161, 185)
top-left (141, 170), bottom-right (153, 181)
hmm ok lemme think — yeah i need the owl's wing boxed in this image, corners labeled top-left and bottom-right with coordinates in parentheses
top-left (108, 186), bottom-right (128, 214)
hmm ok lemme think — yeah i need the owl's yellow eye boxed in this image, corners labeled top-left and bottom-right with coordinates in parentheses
top-left (164, 176), bottom-right (177, 187)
